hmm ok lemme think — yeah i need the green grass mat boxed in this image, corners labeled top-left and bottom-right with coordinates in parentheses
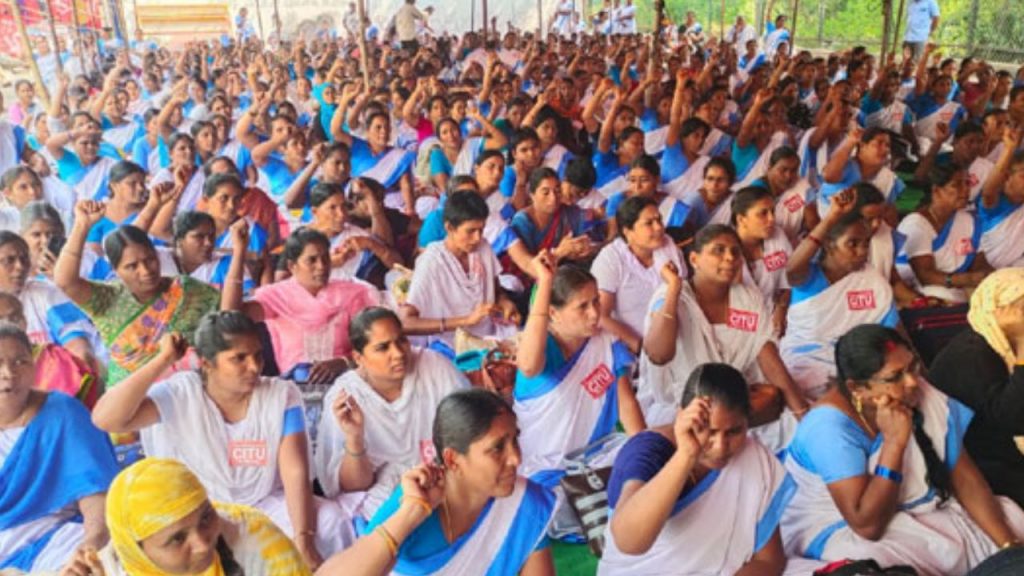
top-left (551, 540), bottom-right (599, 576)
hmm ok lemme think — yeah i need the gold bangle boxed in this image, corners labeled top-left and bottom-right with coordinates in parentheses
top-left (345, 444), bottom-right (367, 458)
top-left (376, 525), bottom-right (399, 558)
top-left (660, 312), bottom-right (675, 320)
top-left (401, 496), bottom-right (433, 517)
top-left (1000, 540), bottom-right (1021, 550)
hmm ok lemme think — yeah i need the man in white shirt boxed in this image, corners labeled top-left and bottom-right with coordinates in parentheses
top-left (617, 0), bottom-right (636, 35)
top-left (343, 3), bottom-right (361, 40)
top-left (392, 0), bottom-right (428, 52)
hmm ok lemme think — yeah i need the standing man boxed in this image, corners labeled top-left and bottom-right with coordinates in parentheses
top-left (726, 15), bottom-right (757, 49)
top-left (393, 0), bottom-right (428, 53)
top-left (904, 0), bottom-right (940, 61)
top-left (618, 0), bottom-right (637, 35)
top-left (343, 3), bottom-right (361, 40)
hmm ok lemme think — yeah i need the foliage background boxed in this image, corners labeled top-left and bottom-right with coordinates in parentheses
top-left (578, 0), bottom-right (1024, 61)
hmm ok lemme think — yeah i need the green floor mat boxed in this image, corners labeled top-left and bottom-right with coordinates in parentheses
top-left (895, 171), bottom-right (924, 216)
top-left (551, 540), bottom-right (599, 576)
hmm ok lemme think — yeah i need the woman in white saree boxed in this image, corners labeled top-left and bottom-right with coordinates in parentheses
top-left (782, 188), bottom-right (900, 400)
top-left (515, 253), bottom-right (646, 487)
top-left (896, 164), bottom-right (993, 304)
top-left (782, 325), bottom-right (1024, 575)
top-left (599, 363), bottom-right (823, 576)
top-left (315, 307), bottom-right (468, 519)
top-left (91, 310), bottom-right (354, 570)
top-left (316, 389), bottom-right (557, 576)
top-left (641, 225), bottom-right (808, 451)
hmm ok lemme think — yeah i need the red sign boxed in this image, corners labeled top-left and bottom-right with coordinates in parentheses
top-left (0, 5), bottom-right (22, 59)
top-left (727, 308), bottom-right (759, 332)
top-left (228, 440), bottom-right (268, 467)
top-left (763, 251), bottom-right (788, 272)
top-left (783, 194), bottom-right (805, 213)
top-left (847, 290), bottom-right (877, 311)
top-left (581, 364), bottom-right (614, 399)
top-left (956, 238), bottom-right (974, 256)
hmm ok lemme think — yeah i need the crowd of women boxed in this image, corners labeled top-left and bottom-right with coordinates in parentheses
top-left (3, 7), bottom-right (1024, 575)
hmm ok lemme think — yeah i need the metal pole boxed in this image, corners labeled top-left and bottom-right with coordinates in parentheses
top-left (816, 0), bottom-right (823, 47)
top-left (537, 0), bottom-right (542, 37)
top-left (42, 0), bottom-right (63, 76)
top-left (470, 0), bottom-right (475, 32)
top-left (719, 0), bottom-right (725, 38)
top-left (254, 0), bottom-right (265, 41)
top-left (272, 0), bottom-right (280, 43)
top-left (7, 0), bottom-right (51, 103)
top-left (481, 0), bottom-right (488, 37)
top-left (892, 0), bottom-right (906, 57)
top-left (131, 0), bottom-right (140, 37)
top-left (790, 0), bottom-right (799, 47)
top-left (881, 0), bottom-right (892, 65)
top-left (69, 0), bottom-right (90, 76)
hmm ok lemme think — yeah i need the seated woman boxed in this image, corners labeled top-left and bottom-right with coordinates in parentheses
top-left (149, 133), bottom-right (205, 213)
top-left (641, 225), bottom-right (807, 450)
top-left (160, 211), bottom-right (255, 292)
top-left (54, 201), bottom-right (224, 386)
top-left (506, 167), bottom-right (596, 282)
top-left (0, 292), bottom-right (98, 407)
top-left (896, 164), bottom-right (993, 304)
top-left (930, 269), bottom-right (1024, 507)
top-left (599, 363), bottom-right (822, 576)
top-left (976, 133), bottom-right (1024, 269)
top-left (428, 114), bottom-right (507, 192)
top-left (317, 389), bottom-right (557, 576)
top-left (19, 201), bottom-right (90, 281)
top-left (45, 125), bottom-right (118, 202)
top-left (670, 157), bottom-right (737, 231)
top-left (0, 323), bottom-right (117, 572)
top-left (660, 84), bottom-right (712, 200)
top-left (401, 191), bottom-right (520, 356)
top-left (731, 186), bottom-right (793, 331)
top-left (604, 154), bottom-right (691, 242)
top-left (732, 90), bottom-right (792, 189)
top-left (515, 255), bottom-right (645, 485)
top-left (244, 227), bottom-right (381, 385)
top-left (592, 196), bottom-right (685, 355)
top-left (782, 189), bottom-right (899, 400)
top-left (307, 182), bottom-right (401, 285)
top-left (60, 458), bottom-right (310, 576)
top-left (90, 310), bottom-right (354, 569)
top-left (781, 324), bottom-right (1024, 574)
top-left (315, 307), bottom-right (467, 518)
top-left (749, 146), bottom-right (816, 245)
top-left (592, 97), bottom-right (646, 200)
top-left (0, 166), bottom-right (44, 231)
top-left (85, 161), bottom-right (164, 258)
top-left (202, 155), bottom-right (283, 250)
top-left (0, 231), bottom-right (101, 371)
top-left (818, 127), bottom-right (904, 219)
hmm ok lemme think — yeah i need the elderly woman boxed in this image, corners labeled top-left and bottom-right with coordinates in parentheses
top-left (782, 324), bottom-right (1024, 574)
top-left (317, 389), bottom-right (557, 576)
top-left (54, 201), bottom-right (225, 386)
top-left (315, 307), bottom-right (467, 518)
top-left (59, 458), bottom-right (310, 576)
top-left (930, 268), bottom-right (1024, 508)
top-left (91, 311), bottom-right (354, 569)
top-left (0, 323), bottom-right (118, 572)
top-left (238, 227), bottom-right (382, 385)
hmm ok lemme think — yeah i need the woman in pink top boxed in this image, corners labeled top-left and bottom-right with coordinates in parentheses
top-left (8, 80), bottom-right (38, 127)
top-left (246, 227), bottom-right (382, 384)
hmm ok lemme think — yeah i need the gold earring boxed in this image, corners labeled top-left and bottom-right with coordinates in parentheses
top-left (853, 394), bottom-right (863, 415)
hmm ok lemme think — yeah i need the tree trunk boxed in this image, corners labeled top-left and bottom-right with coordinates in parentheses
top-left (881, 0), bottom-right (892, 65)
top-left (790, 0), bottom-right (799, 46)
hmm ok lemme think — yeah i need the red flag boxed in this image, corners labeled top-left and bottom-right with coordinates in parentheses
top-left (16, 0), bottom-right (44, 25)
top-left (0, 4), bottom-right (23, 59)
top-left (51, 0), bottom-right (72, 24)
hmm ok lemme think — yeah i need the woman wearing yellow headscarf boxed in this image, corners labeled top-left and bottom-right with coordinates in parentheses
top-left (59, 459), bottom-right (311, 576)
top-left (930, 268), bottom-right (1024, 508)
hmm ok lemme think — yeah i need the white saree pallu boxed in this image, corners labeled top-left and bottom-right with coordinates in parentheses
top-left (328, 225), bottom-right (371, 280)
top-left (781, 267), bottom-right (896, 400)
top-left (639, 282), bottom-right (771, 427)
top-left (966, 157), bottom-right (995, 206)
top-left (386, 477), bottom-right (555, 576)
top-left (314, 348), bottom-right (467, 518)
top-left (980, 202), bottom-right (1024, 269)
top-left (736, 132), bottom-right (790, 189)
top-left (819, 164), bottom-right (902, 213)
top-left (103, 122), bottom-right (138, 156)
top-left (644, 125), bottom-right (669, 158)
top-left (69, 156), bottom-right (117, 202)
top-left (150, 167), bottom-right (206, 214)
top-left (700, 128), bottom-right (732, 158)
top-left (405, 241), bottom-right (504, 349)
top-left (0, 514), bottom-right (84, 572)
top-left (514, 330), bottom-right (622, 480)
top-left (591, 237), bottom-right (685, 338)
top-left (452, 137), bottom-right (484, 177)
top-left (864, 100), bottom-right (910, 133)
top-left (596, 167), bottom-right (629, 200)
top-left (796, 128), bottom-right (833, 192)
top-left (896, 211), bottom-right (981, 303)
top-left (915, 101), bottom-right (963, 144)
top-left (869, 222), bottom-right (897, 281)
top-left (775, 179), bottom-right (812, 246)
top-left (782, 382), bottom-right (1024, 575)
top-left (542, 143), bottom-right (572, 175)
top-left (0, 121), bottom-right (20, 173)
top-left (663, 155), bottom-right (710, 202)
top-left (739, 227), bottom-right (793, 305)
top-left (357, 147), bottom-right (415, 192)
top-left (599, 439), bottom-right (820, 576)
